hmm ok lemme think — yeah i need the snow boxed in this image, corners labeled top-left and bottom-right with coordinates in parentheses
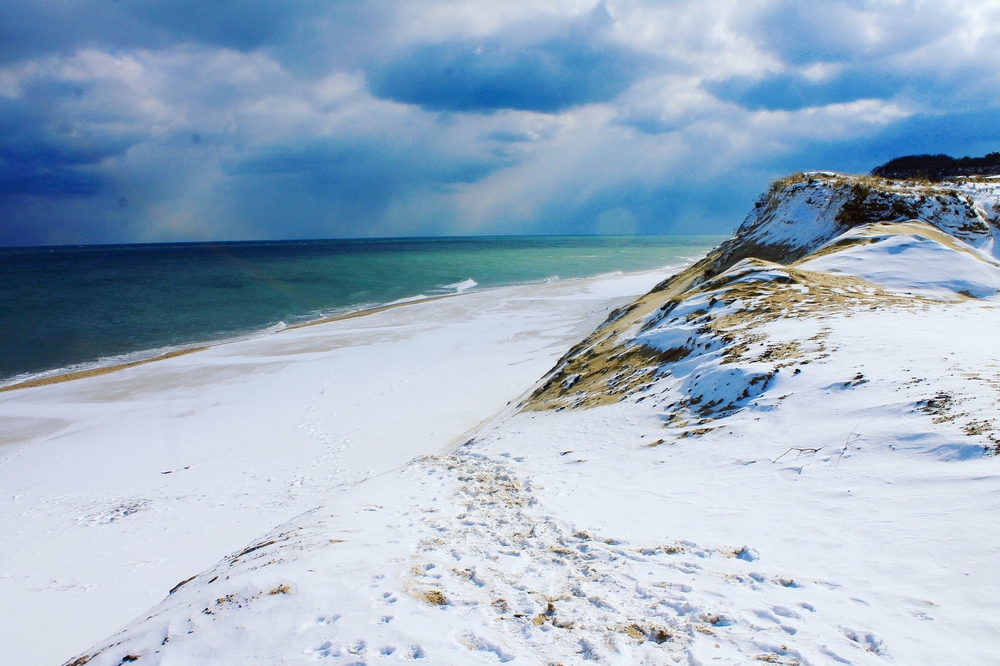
top-left (52, 291), bottom-right (1000, 665)
top-left (6, 174), bottom-right (1000, 666)
top-left (0, 270), bottom-right (675, 666)
top-left (799, 224), bottom-right (1000, 299)
top-left (731, 174), bottom-right (1000, 262)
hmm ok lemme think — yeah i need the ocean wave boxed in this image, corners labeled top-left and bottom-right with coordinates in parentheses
top-left (441, 279), bottom-right (477, 292)
top-left (384, 294), bottom-right (430, 305)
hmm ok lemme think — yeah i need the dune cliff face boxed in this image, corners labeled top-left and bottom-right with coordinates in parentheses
top-left (524, 173), bottom-right (1000, 453)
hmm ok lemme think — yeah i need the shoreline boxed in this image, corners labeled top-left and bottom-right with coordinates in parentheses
top-left (0, 293), bottom-right (469, 394)
top-left (0, 266), bottom-right (683, 394)
top-left (284, 292), bottom-right (457, 330)
top-left (0, 347), bottom-right (208, 393)
top-left (0, 296), bottom-right (459, 394)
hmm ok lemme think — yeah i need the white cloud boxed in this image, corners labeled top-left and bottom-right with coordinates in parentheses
top-left (5, 0), bottom-right (1000, 244)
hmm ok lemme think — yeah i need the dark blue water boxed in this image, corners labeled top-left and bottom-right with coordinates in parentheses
top-left (0, 235), bottom-right (723, 384)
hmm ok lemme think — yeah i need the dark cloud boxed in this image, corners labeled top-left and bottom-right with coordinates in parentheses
top-left (0, 169), bottom-right (105, 198)
top-left (722, 2), bottom-right (990, 113)
top-left (368, 34), bottom-right (646, 113)
top-left (0, 0), bottom-right (343, 66)
top-left (218, 137), bottom-right (510, 238)
top-left (229, 138), bottom-right (503, 188)
top-left (3, 0), bottom-right (1000, 247)
top-left (0, 82), bottom-right (138, 200)
top-left (748, 0), bottom-right (956, 66)
top-left (704, 70), bottom-right (906, 111)
top-left (0, 0), bottom-right (140, 64)
top-left (130, 0), bottom-right (313, 51)
top-left (706, 62), bottom-right (998, 116)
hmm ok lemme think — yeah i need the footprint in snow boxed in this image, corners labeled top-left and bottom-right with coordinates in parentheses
top-left (403, 645), bottom-right (425, 659)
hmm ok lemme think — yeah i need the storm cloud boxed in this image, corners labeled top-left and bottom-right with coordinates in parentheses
top-left (2, 0), bottom-right (999, 245)
top-left (368, 9), bottom-right (648, 115)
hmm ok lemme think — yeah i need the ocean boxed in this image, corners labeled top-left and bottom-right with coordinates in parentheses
top-left (0, 235), bottom-right (723, 385)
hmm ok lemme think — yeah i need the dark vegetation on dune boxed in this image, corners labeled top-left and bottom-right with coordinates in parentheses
top-left (872, 152), bottom-right (1000, 181)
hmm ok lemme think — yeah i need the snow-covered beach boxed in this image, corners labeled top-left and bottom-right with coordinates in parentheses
top-left (0, 269), bottom-right (679, 665)
top-left (6, 173), bottom-right (1000, 666)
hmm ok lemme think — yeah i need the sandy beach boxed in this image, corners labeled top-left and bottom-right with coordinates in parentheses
top-left (0, 348), bottom-right (209, 394)
top-left (0, 269), bottom-right (677, 666)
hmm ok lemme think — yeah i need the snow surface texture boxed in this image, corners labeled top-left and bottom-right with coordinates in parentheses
top-left (11, 174), bottom-right (1000, 665)
top-left (0, 271), bottom-right (676, 666)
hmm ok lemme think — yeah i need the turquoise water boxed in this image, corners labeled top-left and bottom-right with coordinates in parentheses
top-left (0, 235), bottom-right (723, 383)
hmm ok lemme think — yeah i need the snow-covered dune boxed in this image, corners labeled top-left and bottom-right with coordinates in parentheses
top-left (55, 175), bottom-right (1000, 665)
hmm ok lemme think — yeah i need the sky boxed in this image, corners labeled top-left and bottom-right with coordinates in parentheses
top-left (2, 0), bottom-right (1000, 246)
